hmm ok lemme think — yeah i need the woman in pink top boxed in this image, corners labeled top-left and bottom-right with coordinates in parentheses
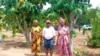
top-left (56, 18), bottom-right (72, 56)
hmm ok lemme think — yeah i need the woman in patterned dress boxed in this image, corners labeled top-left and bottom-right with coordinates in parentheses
top-left (31, 20), bottom-right (42, 56)
top-left (56, 18), bottom-right (72, 56)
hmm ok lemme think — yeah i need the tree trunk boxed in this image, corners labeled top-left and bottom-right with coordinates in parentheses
top-left (16, 16), bottom-right (31, 47)
top-left (24, 30), bottom-right (31, 47)
top-left (23, 19), bottom-right (31, 47)
top-left (69, 11), bottom-right (74, 54)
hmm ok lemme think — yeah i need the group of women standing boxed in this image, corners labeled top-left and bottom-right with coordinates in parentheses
top-left (31, 18), bottom-right (72, 56)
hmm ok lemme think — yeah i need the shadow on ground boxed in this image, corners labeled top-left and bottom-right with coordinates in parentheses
top-left (25, 54), bottom-right (46, 56)
top-left (25, 54), bottom-right (33, 56)
top-left (88, 54), bottom-right (100, 56)
top-left (0, 41), bottom-right (27, 50)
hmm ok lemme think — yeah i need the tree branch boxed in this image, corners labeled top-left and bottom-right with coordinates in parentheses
top-left (16, 16), bottom-right (24, 34)
top-left (74, 13), bottom-right (80, 25)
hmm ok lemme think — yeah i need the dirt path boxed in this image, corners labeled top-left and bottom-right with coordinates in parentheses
top-left (0, 29), bottom-right (100, 56)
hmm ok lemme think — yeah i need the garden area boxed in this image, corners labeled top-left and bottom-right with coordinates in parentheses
top-left (0, 0), bottom-right (100, 56)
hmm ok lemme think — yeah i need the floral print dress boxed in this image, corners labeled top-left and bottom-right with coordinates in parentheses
top-left (56, 25), bottom-right (72, 56)
top-left (31, 26), bottom-right (42, 53)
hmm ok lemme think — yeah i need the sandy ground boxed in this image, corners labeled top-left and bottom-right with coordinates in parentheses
top-left (0, 30), bottom-right (57, 56)
top-left (0, 29), bottom-right (100, 56)
top-left (0, 31), bottom-right (31, 56)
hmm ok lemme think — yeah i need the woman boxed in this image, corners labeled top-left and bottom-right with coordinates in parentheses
top-left (56, 18), bottom-right (72, 56)
top-left (31, 20), bottom-right (42, 56)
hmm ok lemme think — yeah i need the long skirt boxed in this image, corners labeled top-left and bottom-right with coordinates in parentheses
top-left (56, 36), bottom-right (72, 56)
top-left (31, 35), bottom-right (42, 53)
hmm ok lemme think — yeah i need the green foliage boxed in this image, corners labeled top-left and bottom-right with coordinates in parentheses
top-left (0, 0), bottom-right (90, 30)
top-left (74, 49), bottom-right (80, 56)
top-left (87, 8), bottom-right (100, 48)
top-left (88, 37), bottom-right (100, 48)
top-left (45, 0), bottom-right (90, 25)
top-left (2, 0), bottom-right (40, 30)
top-left (70, 30), bottom-right (77, 37)
top-left (82, 50), bottom-right (89, 55)
top-left (74, 48), bottom-right (89, 56)
top-left (0, 16), bottom-right (6, 31)
top-left (1, 34), bottom-right (7, 39)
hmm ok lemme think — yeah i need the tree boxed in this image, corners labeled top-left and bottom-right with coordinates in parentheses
top-left (0, 0), bottom-right (44, 47)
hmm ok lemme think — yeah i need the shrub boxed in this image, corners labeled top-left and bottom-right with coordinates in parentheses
top-left (70, 30), bottom-right (77, 38)
top-left (88, 37), bottom-right (100, 48)
top-left (87, 10), bottom-right (100, 48)
top-left (1, 34), bottom-right (7, 39)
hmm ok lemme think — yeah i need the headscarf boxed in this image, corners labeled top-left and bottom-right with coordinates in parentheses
top-left (59, 17), bottom-right (65, 23)
top-left (33, 20), bottom-right (38, 23)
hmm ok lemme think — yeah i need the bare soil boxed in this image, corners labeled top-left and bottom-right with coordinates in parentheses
top-left (73, 29), bottom-right (100, 56)
top-left (0, 29), bottom-right (100, 56)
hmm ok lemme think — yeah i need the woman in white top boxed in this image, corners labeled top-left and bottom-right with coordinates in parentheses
top-left (42, 20), bottom-right (56, 56)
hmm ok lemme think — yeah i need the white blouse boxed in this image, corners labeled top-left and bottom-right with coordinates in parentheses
top-left (42, 26), bottom-right (56, 40)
